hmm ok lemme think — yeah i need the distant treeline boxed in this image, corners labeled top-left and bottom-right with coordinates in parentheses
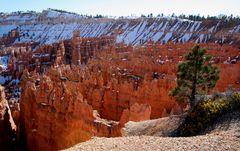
top-left (141, 13), bottom-right (240, 22)
top-left (48, 8), bottom-right (78, 15)
top-left (84, 13), bottom-right (240, 22)
top-left (176, 14), bottom-right (240, 22)
top-left (1, 8), bottom-right (240, 22)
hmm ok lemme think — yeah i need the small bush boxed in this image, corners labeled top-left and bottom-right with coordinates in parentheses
top-left (174, 92), bottom-right (240, 136)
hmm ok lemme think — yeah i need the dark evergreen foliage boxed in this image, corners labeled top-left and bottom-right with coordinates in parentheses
top-left (169, 45), bottom-right (220, 107)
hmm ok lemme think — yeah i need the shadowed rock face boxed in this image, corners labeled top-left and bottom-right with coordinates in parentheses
top-left (0, 86), bottom-right (16, 151)
top-left (0, 108), bottom-right (14, 151)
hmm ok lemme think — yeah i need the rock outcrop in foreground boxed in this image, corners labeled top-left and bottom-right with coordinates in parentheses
top-left (0, 86), bottom-right (16, 151)
top-left (121, 115), bottom-right (184, 137)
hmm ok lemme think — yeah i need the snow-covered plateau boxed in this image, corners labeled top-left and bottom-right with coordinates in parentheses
top-left (0, 9), bottom-right (240, 46)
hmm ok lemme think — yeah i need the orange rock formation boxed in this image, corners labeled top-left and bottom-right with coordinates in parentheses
top-left (19, 68), bottom-right (121, 151)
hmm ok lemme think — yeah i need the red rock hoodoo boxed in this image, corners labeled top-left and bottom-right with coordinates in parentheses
top-left (19, 68), bottom-right (121, 151)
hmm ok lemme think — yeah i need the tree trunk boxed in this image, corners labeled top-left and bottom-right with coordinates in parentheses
top-left (190, 63), bottom-right (198, 108)
top-left (190, 79), bottom-right (196, 108)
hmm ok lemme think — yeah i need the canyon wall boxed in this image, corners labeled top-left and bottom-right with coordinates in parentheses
top-left (0, 33), bottom-right (239, 151)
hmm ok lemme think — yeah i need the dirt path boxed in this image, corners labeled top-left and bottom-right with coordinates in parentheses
top-left (64, 130), bottom-right (239, 151)
top-left (64, 110), bottom-right (240, 151)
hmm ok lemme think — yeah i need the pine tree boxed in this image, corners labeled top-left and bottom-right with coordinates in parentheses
top-left (169, 45), bottom-right (220, 108)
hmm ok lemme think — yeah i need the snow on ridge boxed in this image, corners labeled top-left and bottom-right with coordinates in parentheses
top-left (0, 25), bottom-right (17, 37)
top-left (230, 24), bottom-right (240, 32)
top-left (45, 9), bottom-right (83, 19)
top-left (161, 32), bottom-right (173, 43)
top-left (181, 33), bottom-right (192, 42)
top-left (0, 14), bottom-right (239, 45)
top-left (46, 10), bottom-right (61, 18)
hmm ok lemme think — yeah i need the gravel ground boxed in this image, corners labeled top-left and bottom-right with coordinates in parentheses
top-left (64, 130), bottom-right (240, 151)
top-left (65, 110), bottom-right (240, 151)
